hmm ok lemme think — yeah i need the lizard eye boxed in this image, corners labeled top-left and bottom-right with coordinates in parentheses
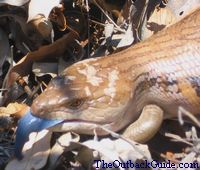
top-left (68, 99), bottom-right (84, 109)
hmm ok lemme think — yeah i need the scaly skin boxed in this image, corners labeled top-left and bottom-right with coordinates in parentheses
top-left (31, 8), bottom-right (200, 141)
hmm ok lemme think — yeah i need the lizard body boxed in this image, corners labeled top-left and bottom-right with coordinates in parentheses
top-left (32, 8), bottom-right (200, 136)
top-left (15, 8), bottom-right (200, 159)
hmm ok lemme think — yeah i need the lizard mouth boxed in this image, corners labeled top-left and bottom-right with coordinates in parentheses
top-left (62, 119), bottom-right (112, 125)
top-left (32, 108), bottom-right (116, 125)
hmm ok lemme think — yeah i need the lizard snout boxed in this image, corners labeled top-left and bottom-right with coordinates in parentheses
top-left (31, 77), bottom-right (71, 118)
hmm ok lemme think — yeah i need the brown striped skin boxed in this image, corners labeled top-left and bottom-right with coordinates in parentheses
top-left (31, 8), bottom-right (200, 139)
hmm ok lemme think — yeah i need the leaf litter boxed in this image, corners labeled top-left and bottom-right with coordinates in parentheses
top-left (0, 0), bottom-right (198, 169)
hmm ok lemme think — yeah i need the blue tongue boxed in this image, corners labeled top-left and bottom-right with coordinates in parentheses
top-left (15, 110), bottom-right (63, 159)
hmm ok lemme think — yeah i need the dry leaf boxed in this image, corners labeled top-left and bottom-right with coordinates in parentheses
top-left (142, 7), bottom-right (176, 39)
top-left (83, 138), bottom-right (151, 162)
top-left (6, 31), bottom-right (79, 88)
top-left (177, 152), bottom-right (196, 170)
top-left (47, 132), bottom-right (80, 170)
top-left (28, 14), bottom-right (53, 39)
top-left (116, 23), bottom-right (134, 48)
top-left (167, 0), bottom-right (200, 19)
top-left (47, 131), bottom-right (151, 170)
top-left (32, 62), bottom-right (58, 77)
top-left (0, 0), bottom-right (29, 6)
top-left (49, 7), bottom-right (66, 31)
top-left (0, 102), bottom-right (29, 118)
top-left (104, 22), bottom-right (114, 40)
top-left (0, 10), bottom-right (48, 50)
top-left (116, 0), bottom-right (134, 47)
top-left (6, 130), bottom-right (52, 170)
top-left (28, 0), bottom-right (61, 22)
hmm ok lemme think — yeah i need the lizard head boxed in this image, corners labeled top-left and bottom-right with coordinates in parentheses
top-left (31, 57), bottom-right (134, 133)
top-left (15, 57), bottom-right (134, 159)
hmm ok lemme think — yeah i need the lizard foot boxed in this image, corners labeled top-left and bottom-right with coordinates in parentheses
top-left (122, 104), bottom-right (164, 143)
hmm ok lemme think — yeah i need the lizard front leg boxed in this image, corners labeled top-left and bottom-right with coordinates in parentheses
top-left (122, 105), bottom-right (164, 143)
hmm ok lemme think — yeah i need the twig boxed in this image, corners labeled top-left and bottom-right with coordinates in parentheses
top-left (178, 106), bottom-right (200, 127)
top-left (135, 0), bottom-right (149, 41)
top-left (165, 133), bottom-right (193, 146)
top-left (0, 89), bottom-right (8, 91)
top-left (2, 46), bottom-right (14, 89)
top-left (85, 0), bottom-right (90, 58)
top-left (92, 0), bottom-right (126, 33)
top-left (89, 19), bottom-right (127, 32)
top-left (22, 42), bottom-right (31, 52)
